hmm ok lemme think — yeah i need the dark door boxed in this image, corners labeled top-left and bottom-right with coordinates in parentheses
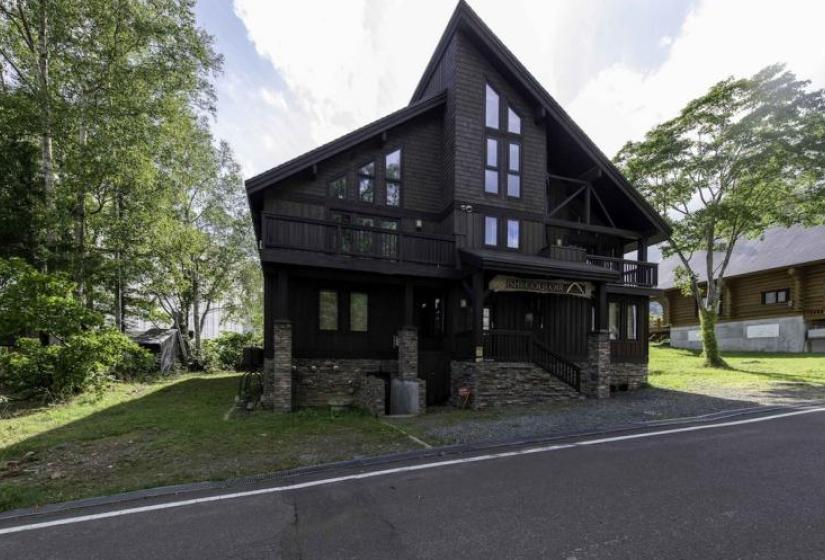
top-left (414, 288), bottom-right (450, 405)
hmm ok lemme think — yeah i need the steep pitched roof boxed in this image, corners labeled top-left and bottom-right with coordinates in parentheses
top-left (411, 1), bottom-right (670, 238)
top-left (245, 91), bottom-right (446, 194)
top-left (657, 225), bottom-right (825, 290)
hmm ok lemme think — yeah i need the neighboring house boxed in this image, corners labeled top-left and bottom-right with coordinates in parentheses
top-left (245, 1), bottom-right (670, 414)
top-left (656, 225), bottom-right (825, 353)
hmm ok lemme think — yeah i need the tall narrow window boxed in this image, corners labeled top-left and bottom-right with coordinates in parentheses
top-left (329, 176), bottom-right (347, 199)
top-left (482, 307), bottom-right (491, 331)
top-left (484, 216), bottom-right (498, 246)
top-left (485, 83), bottom-right (499, 129)
top-left (385, 149), bottom-right (401, 207)
top-left (608, 302), bottom-right (620, 340)
top-left (358, 162), bottom-right (375, 203)
top-left (507, 106), bottom-right (521, 134)
top-left (319, 290), bottom-right (338, 331)
top-left (485, 138), bottom-right (499, 194)
top-left (626, 304), bottom-right (638, 340)
top-left (350, 292), bottom-right (368, 332)
top-left (506, 219), bottom-right (519, 249)
top-left (507, 142), bottom-right (520, 197)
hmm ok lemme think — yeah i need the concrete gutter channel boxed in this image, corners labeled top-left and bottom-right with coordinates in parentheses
top-left (0, 402), bottom-right (814, 525)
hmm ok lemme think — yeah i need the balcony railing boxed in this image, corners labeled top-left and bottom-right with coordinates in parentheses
top-left (585, 255), bottom-right (658, 288)
top-left (262, 213), bottom-right (456, 267)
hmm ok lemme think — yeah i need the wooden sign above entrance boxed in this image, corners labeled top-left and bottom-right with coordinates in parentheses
top-left (489, 275), bottom-right (593, 298)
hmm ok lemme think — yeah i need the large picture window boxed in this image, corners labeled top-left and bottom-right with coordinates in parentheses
top-left (385, 149), bottom-right (401, 207)
top-left (319, 290), bottom-right (338, 331)
top-left (350, 292), bottom-right (368, 332)
top-left (483, 82), bottom-right (522, 199)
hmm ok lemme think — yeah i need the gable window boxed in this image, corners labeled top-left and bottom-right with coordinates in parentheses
top-left (484, 216), bottom-right (498, 246)
top-left (485, 83), bottom-right (500, 129)
top-left (350, 292), bottom-right (368, 332)
top-left (358, 161), bottom-right (375, 203)
top-left (507, 106), bottom-right (521, 134)
top-left (319, 290), bottom-right (338, 331)
top-left (506, 219), bottom-right (519, 249)
top-left (385, 149), bottom-right (401, 207)
top-left (485, 138), bottom-right (499, 194)
top-left (507, 141), bottom-right (520, 197)
top-left (329, 176), bottom-right (347, 199)
top-left (762, 289), bottom-right (789, 305)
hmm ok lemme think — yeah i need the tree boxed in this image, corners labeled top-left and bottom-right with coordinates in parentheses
top-left (616, 65), bottom-right (825, 367)
top-left (143, 113), bottom-right (253, 365)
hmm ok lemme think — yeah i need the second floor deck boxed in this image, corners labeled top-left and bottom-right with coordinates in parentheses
top-left (260, 212), bottom-right (658, 288)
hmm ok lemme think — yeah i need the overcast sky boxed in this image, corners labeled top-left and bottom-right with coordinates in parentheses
top-left (195, 0), bottom-right (825, 182)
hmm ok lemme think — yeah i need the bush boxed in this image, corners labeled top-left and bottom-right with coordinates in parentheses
top-left (0, 330), bottom-right (154, 401)
top-left (203, 331), bottom-right (260, 371)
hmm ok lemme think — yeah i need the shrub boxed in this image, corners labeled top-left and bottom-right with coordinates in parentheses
top-left (0, 330), bottom-right (153, 401)
top-left (203, 331), bottom-right (260, 371)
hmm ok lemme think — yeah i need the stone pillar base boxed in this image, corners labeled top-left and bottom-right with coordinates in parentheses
top-left (582, 330), bottom-right (611, 399)
top-left (261, 320), bottom-right (293, 412)
top-left (397, 326), bottom-right (418, 381)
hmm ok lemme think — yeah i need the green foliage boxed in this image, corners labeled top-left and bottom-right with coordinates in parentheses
top-left (203, 331), bottom-right (260, 371)
top-left (0, 330), bottom-right (153, 401)
top-left (0, 258), bottom-right (100, 340)
top-left (616, 65), bottom-right (825, 365)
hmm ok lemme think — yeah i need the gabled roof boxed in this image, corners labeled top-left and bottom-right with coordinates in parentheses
top-left (245, 91), bottom-right (446, 194)
top-left (412, 1), bottom-right (670, 238)
top-left (657, 225), bottom-right (825, 290)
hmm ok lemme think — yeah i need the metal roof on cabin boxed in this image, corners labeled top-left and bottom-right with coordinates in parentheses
top-left (657, 225), bottom-right (825, 290)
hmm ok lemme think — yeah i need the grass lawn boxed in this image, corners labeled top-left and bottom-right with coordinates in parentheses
top-left (649, 345), bottom-right (825, 395)
top-left (0, 373), bottom-right (413, 513)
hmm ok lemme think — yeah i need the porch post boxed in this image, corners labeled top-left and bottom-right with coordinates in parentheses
top-left (262, 268), bottom-right (292, 411)
top-left (472, 271), bottom-right (484, 361)
top-left (395, 279), bottom-right (422, 414)
top-left (403, 280), bottom-right (414, 327)
top-left (582, 282), bottom-right (610, 399)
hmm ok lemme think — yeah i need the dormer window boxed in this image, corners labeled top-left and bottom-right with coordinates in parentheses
top-left (485, 84), bottom-right (499, 129)
top-left (358, 161), bottom-right (375, 203)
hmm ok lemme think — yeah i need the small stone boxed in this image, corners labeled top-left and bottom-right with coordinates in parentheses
top-left (49, 471), bottom-right (64, 480)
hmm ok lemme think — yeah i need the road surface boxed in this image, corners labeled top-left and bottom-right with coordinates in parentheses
top-left (2, 407), bottom-right (825, 559)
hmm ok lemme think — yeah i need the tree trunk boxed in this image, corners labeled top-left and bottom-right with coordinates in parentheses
top-left (192, 267), bottom-right (202, 362)
top-left (37, 0), bottom-right (56, 268)
top-left (699, 308), bottom-right (728, 368)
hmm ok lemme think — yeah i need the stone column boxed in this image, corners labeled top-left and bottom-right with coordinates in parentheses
top-left (262, 320), bottom-right (292, 411)
top-left (397, 326), bottom-right (418, 381)
top-left (582, 330), bottom-right (610, 399)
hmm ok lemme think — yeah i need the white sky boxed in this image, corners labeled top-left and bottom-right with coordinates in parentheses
top-left (197, 0), bottom-right (825, 180)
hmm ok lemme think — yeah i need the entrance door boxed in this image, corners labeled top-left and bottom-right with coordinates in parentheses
top-left (414, 288), bottom-right (450, 405)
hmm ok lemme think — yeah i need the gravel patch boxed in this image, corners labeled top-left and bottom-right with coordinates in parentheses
top-left (397, 384), bottom-right (825, 446)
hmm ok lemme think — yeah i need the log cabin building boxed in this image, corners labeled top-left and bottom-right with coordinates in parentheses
top-left (657, 226), bottom-right (825, 354)
top-left (245, 1), bottom-right (670, 413)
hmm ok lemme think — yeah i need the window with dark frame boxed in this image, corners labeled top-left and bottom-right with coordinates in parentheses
top-left (484, 215), bottom-right (498, 246)
top-left (484, 81), bottom-right (522, 199)
top-left (507, 141), bottom-right (520, 197)
top-left (385, 149), bottom-right (401, 207)
top-left (762, 288), bottom-right (790, 305)
top-left (319, 290), bottom-right (338, 331)
top-left (626, 303), bottom-right (638, 340)
top-left (608, 301), bottom-right (620, 340)
top-left (506, 219), bottom-right (519, 249)
top-left (357, 161), bottom-right (375, 203)
top-left (329, 176), bottom-right (347, 199)
top-left (350, 292), bottom-right (368, 332)
top-left (485, 137), bottom-right (499, 194)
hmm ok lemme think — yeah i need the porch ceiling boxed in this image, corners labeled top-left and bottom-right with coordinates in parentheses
top-left (459, 249), bottom-right (620, 282)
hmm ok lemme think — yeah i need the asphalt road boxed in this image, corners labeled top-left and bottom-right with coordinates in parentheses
top-left (3, 408), bottom-right (825, 559)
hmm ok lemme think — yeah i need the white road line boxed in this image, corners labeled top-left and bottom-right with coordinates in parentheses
top-left (2, 406), bottom-right (824, 536)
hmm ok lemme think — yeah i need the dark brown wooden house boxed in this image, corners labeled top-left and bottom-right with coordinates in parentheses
top-left (656, 226), bottom-right (825, 353)
top-left (245, 1), bottom-right (670, 413)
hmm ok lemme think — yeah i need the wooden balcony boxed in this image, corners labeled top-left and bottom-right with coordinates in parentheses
top-left (262, 213), bottom-right (456, 268)
top-left (585, 255), bottom-right (658, 288)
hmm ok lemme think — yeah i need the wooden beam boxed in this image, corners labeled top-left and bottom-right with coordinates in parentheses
top-left (596, 282), bottom-right (609, 332)
top-left (589, 185), bottom-right (617, 228)
top-left (547, 184), bottom-right (586, 218)
top-left (585, 185), bottom-right (592, 224)
top-left (546, 173), bottom-right (589, 186)
top-left (545, 218), bottom-right (641, 239)
top-left (472, 272), bottom-right (484, 359)
top-left (577, 167), bottom-right (602, 182)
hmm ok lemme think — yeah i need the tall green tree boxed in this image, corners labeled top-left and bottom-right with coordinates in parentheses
top-left (144, 113), bottom-right (252, 364)
top-left (616, 65), bottom-right (825, 367)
